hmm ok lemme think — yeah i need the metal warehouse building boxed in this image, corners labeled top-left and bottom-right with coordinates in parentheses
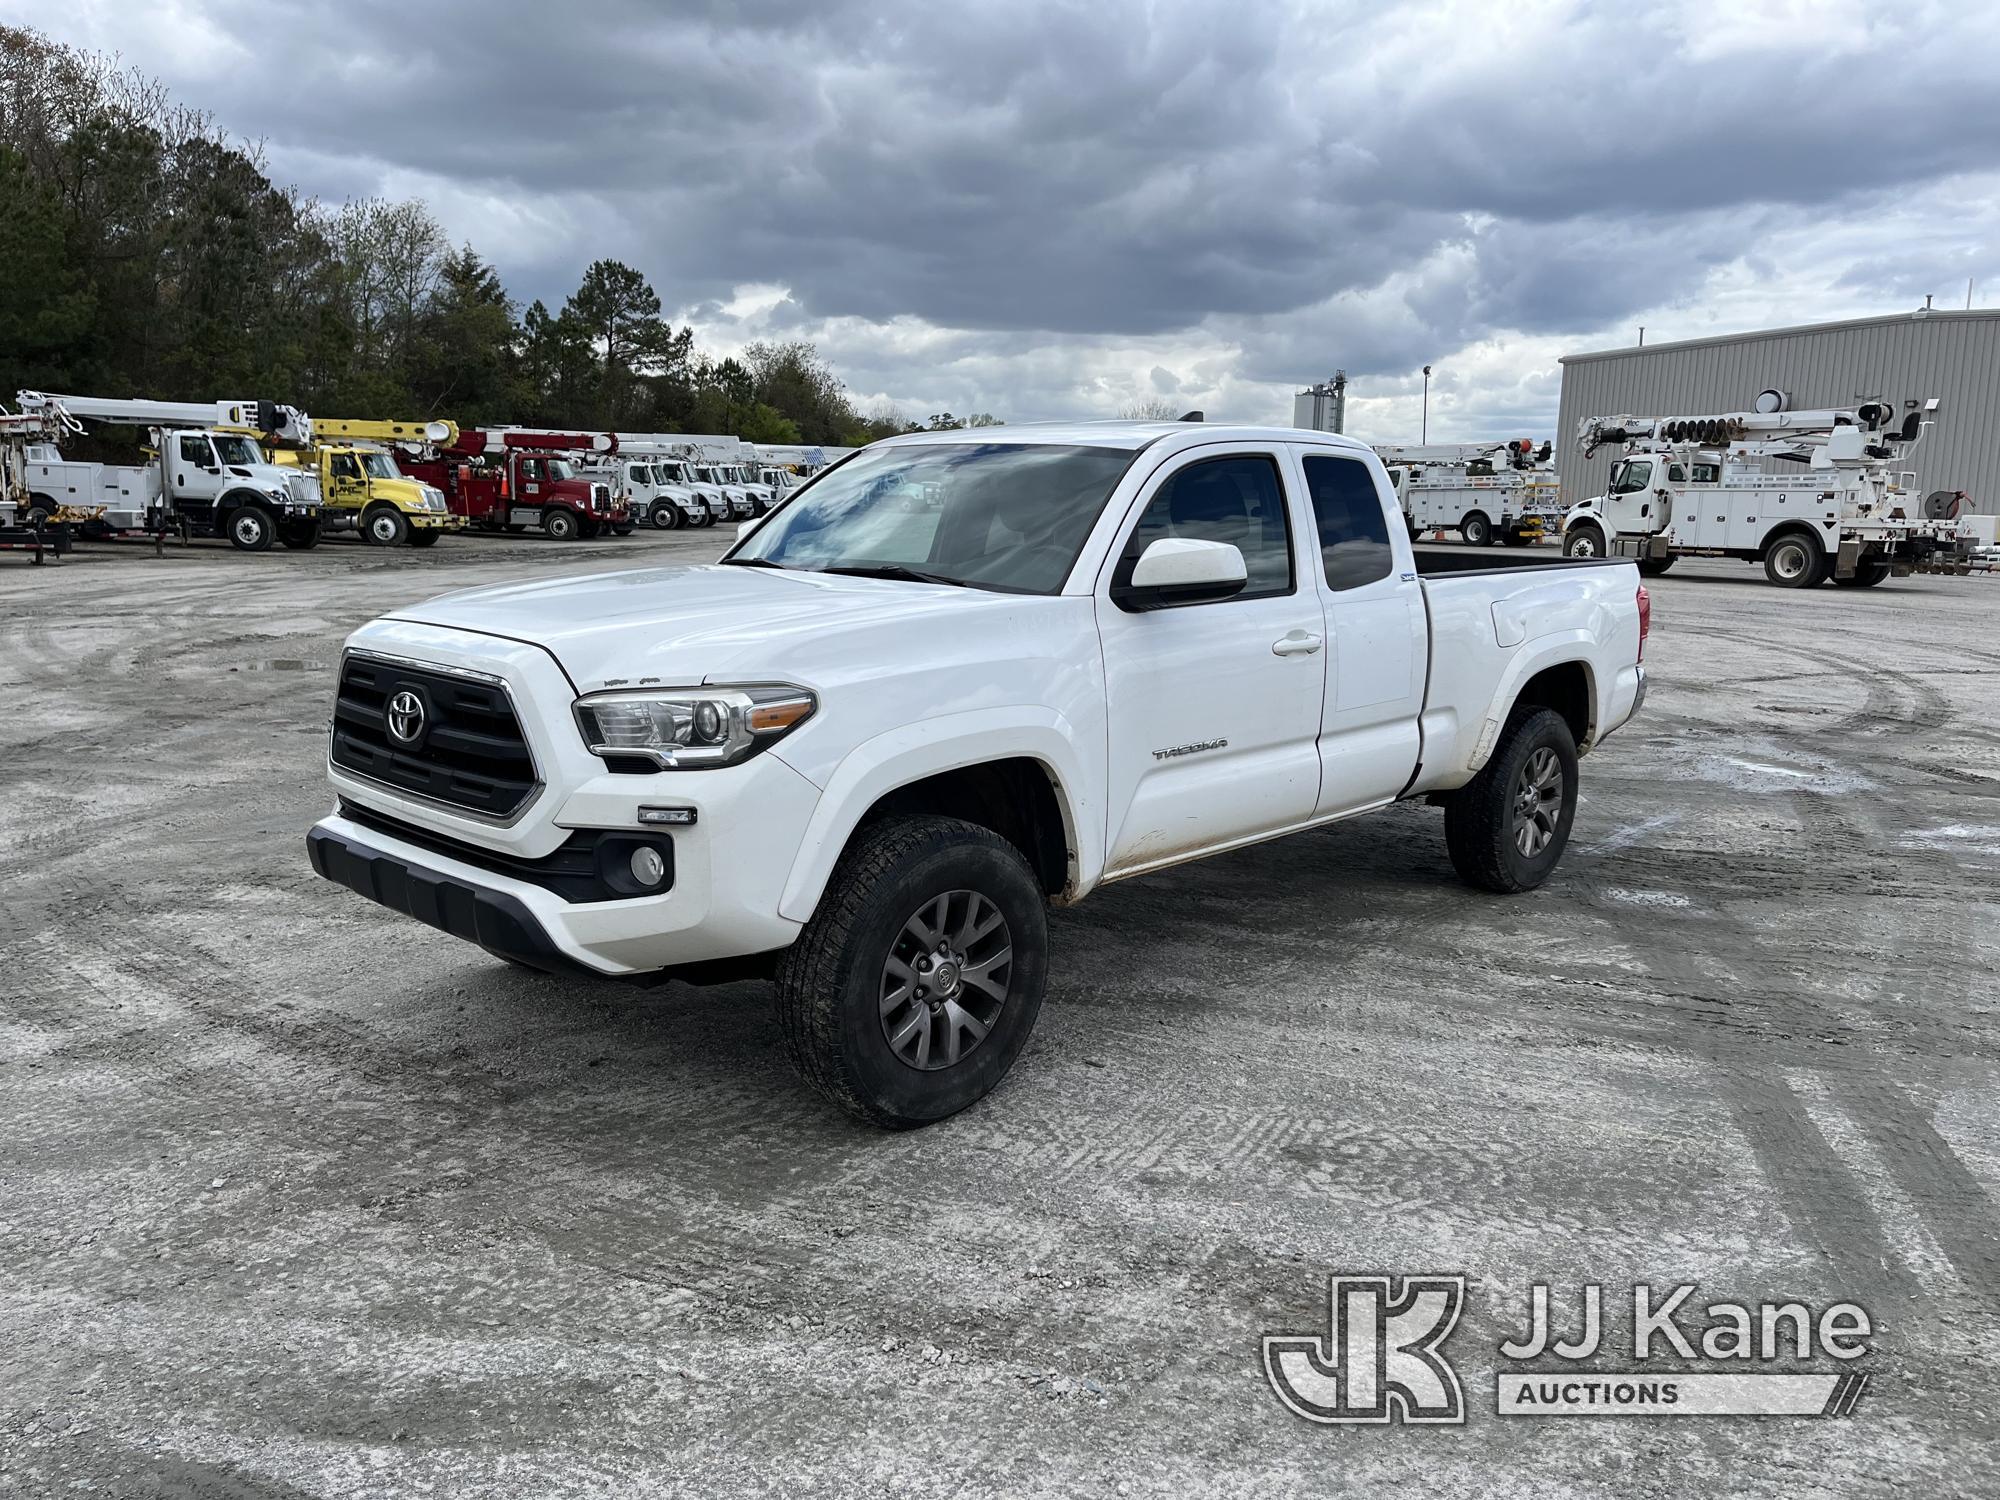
top-left (1555, 309), bottom-right (2000, 513)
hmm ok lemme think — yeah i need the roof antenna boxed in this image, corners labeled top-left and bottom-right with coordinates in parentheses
top-left (1178, 409), bottom-right (1204, 422)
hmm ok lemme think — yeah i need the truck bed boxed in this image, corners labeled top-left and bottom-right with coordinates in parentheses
top-left (1412, 547), bottom-right (1627, 577)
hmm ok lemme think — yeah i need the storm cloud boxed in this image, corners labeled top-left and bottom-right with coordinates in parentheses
top-left (43, 0), bottom-right (2000, 436)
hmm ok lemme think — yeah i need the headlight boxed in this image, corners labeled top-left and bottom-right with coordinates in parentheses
top-left (574, 684), bottom-right (816, 768)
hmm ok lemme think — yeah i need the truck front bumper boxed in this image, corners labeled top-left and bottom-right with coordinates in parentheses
top-left (308, 820), bottom-right (587, 977)
top-left (413, 513), bottom-right (467, 532)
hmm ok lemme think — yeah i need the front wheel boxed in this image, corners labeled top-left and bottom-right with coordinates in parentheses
top-left (775, 816), bottom-right (1049, 1129)
top-left (542, 509), bottom-right (579, 541)
top-left (1460, 512), bottom-right (1493, 547)
top-left (227, 507), bottom-right (276, 552)
top-left (363, 506), bottom-right (409, 547)
top-left (649, 500), bottom-right (682, 531)
top-left (1443, 707), bottom-right (1579, 894)
top-left (1562, 524), bottom-right (1605, 559)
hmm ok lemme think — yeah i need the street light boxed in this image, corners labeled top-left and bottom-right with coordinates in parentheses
top-left (1421, 365), bottom-right (1432, 444)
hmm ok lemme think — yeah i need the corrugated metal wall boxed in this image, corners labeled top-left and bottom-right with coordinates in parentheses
top-left (1554, 310), bottom-right (2000, 513)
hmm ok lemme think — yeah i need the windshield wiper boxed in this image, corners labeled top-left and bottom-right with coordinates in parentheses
top-left (816, 563), bottom-right (967, 587)
top-left (718, 556), bottom-right (789, 569)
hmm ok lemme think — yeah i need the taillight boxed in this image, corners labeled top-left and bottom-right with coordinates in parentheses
top-left (1636, 583), bottom-right (1651, 661)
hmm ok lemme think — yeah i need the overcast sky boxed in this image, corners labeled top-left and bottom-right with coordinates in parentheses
top-left (38, 0), bottom-right (2000, 439)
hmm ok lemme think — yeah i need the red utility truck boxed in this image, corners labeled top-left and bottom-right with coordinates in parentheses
top-left (399, 430), bottom-right (631, 540)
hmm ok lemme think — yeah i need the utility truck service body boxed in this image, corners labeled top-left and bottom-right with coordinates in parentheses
top-left (1374, 440), bottom-right (1561, 547)
top-left (309, 422), bottom-right (1648, 1126)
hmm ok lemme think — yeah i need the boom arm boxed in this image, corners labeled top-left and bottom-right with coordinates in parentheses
top-left (313, 417), bottom-right (459, 449)
top-left (17, 390), bottom-right (311, 444)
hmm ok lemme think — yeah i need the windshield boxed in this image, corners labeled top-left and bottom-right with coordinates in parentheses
top-left (212, 435), bottom-right (263, 466)
top-left (729, 442), bottom-right (1138, 594)
top-left (360, 452), bottom-right (401, 480)
top-left (547, 459), bottom-right (575, 481)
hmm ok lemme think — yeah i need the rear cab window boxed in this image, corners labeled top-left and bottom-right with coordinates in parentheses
top-left (1300, 453), bottom-right (1394, 591)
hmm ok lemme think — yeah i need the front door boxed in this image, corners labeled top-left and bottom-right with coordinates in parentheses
top-left (1291, 448), bottom-right (1426, 814)
top-left (1096, 448), bottom-right (1326, 876)
top-left (1601, 457), bottom-right (1659, 538)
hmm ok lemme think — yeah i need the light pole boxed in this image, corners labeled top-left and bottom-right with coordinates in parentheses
top-left (1421, 365), bottom-right (1432, 444)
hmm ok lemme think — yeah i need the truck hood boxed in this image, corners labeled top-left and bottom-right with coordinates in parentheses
top-left (383, 562), bottom-right (1036, 690)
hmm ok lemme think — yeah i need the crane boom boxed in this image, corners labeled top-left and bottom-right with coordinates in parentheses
top-left (1577, 401), bottom-right (1919, 458)
top-left (16, 390), bottom-right (311, 444)
top-left (451, 427), bottom-right (617, 456)
top-left (312, 417), bottom-right (459, 448)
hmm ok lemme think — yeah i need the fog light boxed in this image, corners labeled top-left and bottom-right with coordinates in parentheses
top-left (629, 845), bottom-right (668, 888)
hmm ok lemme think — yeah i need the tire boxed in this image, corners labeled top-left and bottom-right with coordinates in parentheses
top-left (775, 815), bottom-right (1049, 1129)
top-left (1637, 556), bottom-right (1676, 577)
top-left (279, 520), bottom-right (319, 550)
top-left (362, 506), bottom-right (409, 547)
top-left (1834, 558), bottom-right (1891, 588)
top-left (227, 506), bottom-right (276, 552)
top-left (407, 529), bottom-right (440, 548)
top-left (649, 500), bottom-right (681, 531)
top-left (612, 521), bottom-right (635, 535)
top-left (542, 509), bottom-right (579, 541)
top-left (579, 517), bottom-right (603, 540)
top-left (1763, 530), bottom-right (1823, 588)
top-left (27, 497), bottom-right (57, 528)
top-left (1562, 523), bottom-right (1605, 559)
top-left (1443, 707), bottom-right (1579, 894)
top-left (1500, 530), bottom-right (1532, 548)
top-left (1460, 512), bottom-right (1493, 547)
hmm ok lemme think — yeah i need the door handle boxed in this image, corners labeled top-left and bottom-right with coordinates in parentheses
top-left (1272, 631), bottom-right (1324, 657)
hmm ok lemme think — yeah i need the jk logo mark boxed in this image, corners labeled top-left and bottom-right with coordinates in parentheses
top-left (1263, 1275), bottom-right (1466, 1425)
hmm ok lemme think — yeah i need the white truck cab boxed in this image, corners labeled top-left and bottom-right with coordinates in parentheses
top-left (310, 422), bottom-right (1647, 1127)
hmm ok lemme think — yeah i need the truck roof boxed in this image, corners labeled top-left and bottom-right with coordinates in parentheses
top-left (874, 421), bottom-right (1376, 455)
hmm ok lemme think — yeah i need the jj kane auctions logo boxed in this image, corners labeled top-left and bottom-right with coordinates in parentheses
top-left (1264, 1277), bottom-right (1874, 1423)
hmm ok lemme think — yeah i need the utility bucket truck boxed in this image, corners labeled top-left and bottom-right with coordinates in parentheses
top-left (579, 445), bottom-right (717, 531)
top-left (294, 418), bottom-right (467, 546)
top-left (0, 403), bottom-right (77, 560)
top-left (1372, 440), bottom-right (1559, 546)
top-left (15, 392), bottom-right (322, 550)
top-left (1562, 391), bottom-right (1963, 587)
top-left (321, 423), bottom-right (626, 540)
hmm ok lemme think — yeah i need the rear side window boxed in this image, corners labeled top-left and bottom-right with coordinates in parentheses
top-left (1301, 454), bottom-right (1393, 591)
top-left (1115, 454), bottom-right (1294, 600)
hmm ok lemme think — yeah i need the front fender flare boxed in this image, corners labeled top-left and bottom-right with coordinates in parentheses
top-left (774, 707), bottom-right (1097, 924)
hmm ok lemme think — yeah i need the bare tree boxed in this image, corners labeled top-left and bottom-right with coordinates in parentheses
top-left (1119, 398), bottom-right (1179, 420)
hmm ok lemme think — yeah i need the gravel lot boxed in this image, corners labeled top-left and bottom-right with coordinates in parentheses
top-left (4, 531), bottom-right (1998, 1497)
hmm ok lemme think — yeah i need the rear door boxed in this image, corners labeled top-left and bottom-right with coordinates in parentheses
top-left (1095, 447), bottom-right (1326, 875)
top-left (1292, 448), bottom-right (1426, 813)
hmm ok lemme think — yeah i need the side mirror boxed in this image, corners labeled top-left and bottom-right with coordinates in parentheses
top-left (1112, 536), bottom-right (1247, 612)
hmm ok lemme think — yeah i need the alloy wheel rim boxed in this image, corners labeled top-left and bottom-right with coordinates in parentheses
top-left (1512, 746), bottom-right (1563, 858)
top-left (878, 889), bottom-right (1011, 1071)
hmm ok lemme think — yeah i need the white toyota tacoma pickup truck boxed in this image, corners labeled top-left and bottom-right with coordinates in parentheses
top-left (309, 422), bottom-right (1649, 1127)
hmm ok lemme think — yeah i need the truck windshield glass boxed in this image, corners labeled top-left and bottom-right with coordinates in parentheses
top-left (547, 460), bottom-right (576, 481)
top-left (212, 436), bottom-right (263, 466)
top-left (729, 442), bottom-right (1138, 594)
top-left (361, 453), bottom-right (401, 480)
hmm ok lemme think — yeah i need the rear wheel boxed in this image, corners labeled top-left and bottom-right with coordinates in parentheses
top-left (1460, 511), bottom-right (1493, 547)
top-left (1443, 707), bottom-right (1579, 894)
top-left (1562, 523), bottom-right (1605, 559)
top-left (1763, 531), bottom-right (1823, 588)
top-left (1834, 557), bottom-right (1891, 588)
top-left (407, 529), bottom-right (440, 548)
top-left (775, 816), bottom-right (1048, 1129)
top-left (279, 519), bottom-right (320, 550)
top-left (542, 509), bottom-right (579, 541)
top-left (227, 506), bottom-right (276, 552)
top-left (649, 500), bottom-right (681, 531)
top-left (363, 506), bottom-right (409, 547)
